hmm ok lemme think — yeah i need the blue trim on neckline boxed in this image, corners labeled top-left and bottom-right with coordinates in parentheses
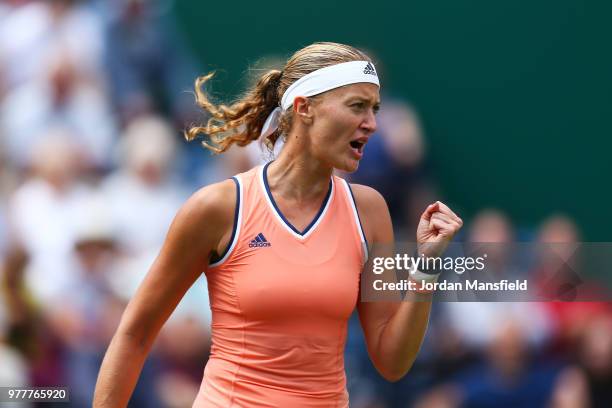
top-left (262, 161), bottom-right (332, 236)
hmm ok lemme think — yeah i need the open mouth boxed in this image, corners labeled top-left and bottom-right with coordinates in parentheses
top-left (350, 140), bottom-right (365, 153)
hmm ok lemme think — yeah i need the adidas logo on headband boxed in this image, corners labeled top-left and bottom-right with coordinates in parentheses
top-left (363, 62), bottom-right (377, 76)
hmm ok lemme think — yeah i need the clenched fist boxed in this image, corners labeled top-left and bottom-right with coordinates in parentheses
top-left (416, 201), bottom-right (463, 259)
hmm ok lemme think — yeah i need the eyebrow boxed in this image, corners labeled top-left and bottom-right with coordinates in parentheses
top-left (348, 96), bottom-right (381, 105)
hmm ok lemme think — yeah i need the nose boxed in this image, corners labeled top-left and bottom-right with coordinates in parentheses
top-left (360, 110), bottom-right (377, 134)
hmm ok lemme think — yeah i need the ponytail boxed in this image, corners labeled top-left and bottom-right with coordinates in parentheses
top-left (185, 69), bottom-right (283, 153)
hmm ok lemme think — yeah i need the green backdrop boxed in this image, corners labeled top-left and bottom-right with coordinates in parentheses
top-left (173, 0), bottom-right (610, 241)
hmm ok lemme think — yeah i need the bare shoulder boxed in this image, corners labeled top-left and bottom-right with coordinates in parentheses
top-left (349, 183), bottom-right (389, 216)
top-left (169, 179), bottom-right (236, 246)
top-left (348, 183), bottom-right (393, 243)
top-left (184, 178), bottom-right (236, 219)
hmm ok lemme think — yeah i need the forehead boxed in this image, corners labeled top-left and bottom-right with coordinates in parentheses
top-left (323, 82), bottom-right (380, 103)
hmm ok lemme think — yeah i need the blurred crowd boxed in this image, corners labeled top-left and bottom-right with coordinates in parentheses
top-left (0, 1), bottom-right (610, 407)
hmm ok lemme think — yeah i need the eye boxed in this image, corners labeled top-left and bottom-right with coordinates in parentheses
top-left (373, 105), bottom-right (381, 114)
top-left (351, 102), bottom-right (365, 110)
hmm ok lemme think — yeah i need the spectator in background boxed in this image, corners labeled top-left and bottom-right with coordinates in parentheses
top-left (102, 115), bottom-right (185, 256)
top-left (458, 320), bottom-right (559, 407)
top-left (0, 0), bottom-right (104, 91)
top-left (534, 216), bottom-right (610, 328)
top-left (550, 315), bottom-right (612, 408)
top-left (45, 195), bottom-right (123, 406)
top-left (8, 134), bottom-right (92, 306)
top-left (550, 365), bottom-right (591, 408)
top-left (1, 244), bottom-right (66, 390)
top-left (0, 50), bottom-right (117, 169)
top-left (0, 248), bottom-right (30, 393)
top-left (101, 0), bottom-right (200, 125)
top-left (533, 215), bottom-right (611, 359)
top-left (573, 316), bottom-right (612, 406)
top-left (415, 320), bottom-right (561, 408)
top-left (410, 212), bottom-right (571, 407)
top-left (442, 209), bottom-right (551, 348)
top-left (98, 0), bottom-right (208, 189)
top-left (44, 194), bottom-right (162, 407)
top-left (0, 335), bottom-right (29, 389)
top-left (101, 115), bottom-right (187, 302)
top-left (534, 214), bottom-right (582, 299)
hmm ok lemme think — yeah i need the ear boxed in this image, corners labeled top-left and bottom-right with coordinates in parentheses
top-left (293, 96), bottom-right (314, 125)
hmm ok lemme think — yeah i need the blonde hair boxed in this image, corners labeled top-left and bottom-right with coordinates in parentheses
top-left (185, 42), bottom-right (372, 153)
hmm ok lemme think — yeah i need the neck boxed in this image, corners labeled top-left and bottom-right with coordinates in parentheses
top-left (266, 131), bottom-right (332, 201)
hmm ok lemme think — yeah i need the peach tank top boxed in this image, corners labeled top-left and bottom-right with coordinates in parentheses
top-left (193, 163), bottom-right (368, 408)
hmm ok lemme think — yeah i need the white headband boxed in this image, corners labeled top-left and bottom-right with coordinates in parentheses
top-left (260, 60), bottom-right (380, 138)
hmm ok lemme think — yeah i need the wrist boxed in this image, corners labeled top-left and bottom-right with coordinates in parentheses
top-left (408, 269), bottom-right (439, 294)
top-left (409, 249), bottom-right (440, 294)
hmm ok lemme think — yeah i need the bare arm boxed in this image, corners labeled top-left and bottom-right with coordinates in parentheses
top-left (353, 185), bottom-right (462, 382)
top-left (93, 180), bottom-right (236, 407)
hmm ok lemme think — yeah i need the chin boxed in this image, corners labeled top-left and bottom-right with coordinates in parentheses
top-left (336, 159), bottom-right (360, 173)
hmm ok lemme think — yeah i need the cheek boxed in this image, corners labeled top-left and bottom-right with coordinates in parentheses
top-left (315, 107), bottom-right (358, 145)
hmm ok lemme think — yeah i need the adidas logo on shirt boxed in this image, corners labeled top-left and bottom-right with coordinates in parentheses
top-left (363, 62), bottom-right (377, 76)
top-left (249, 233), bottom-right (271, 248)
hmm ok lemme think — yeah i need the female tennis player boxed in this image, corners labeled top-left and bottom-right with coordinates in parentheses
top-left (93, 42), bottom-right (462, 407)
